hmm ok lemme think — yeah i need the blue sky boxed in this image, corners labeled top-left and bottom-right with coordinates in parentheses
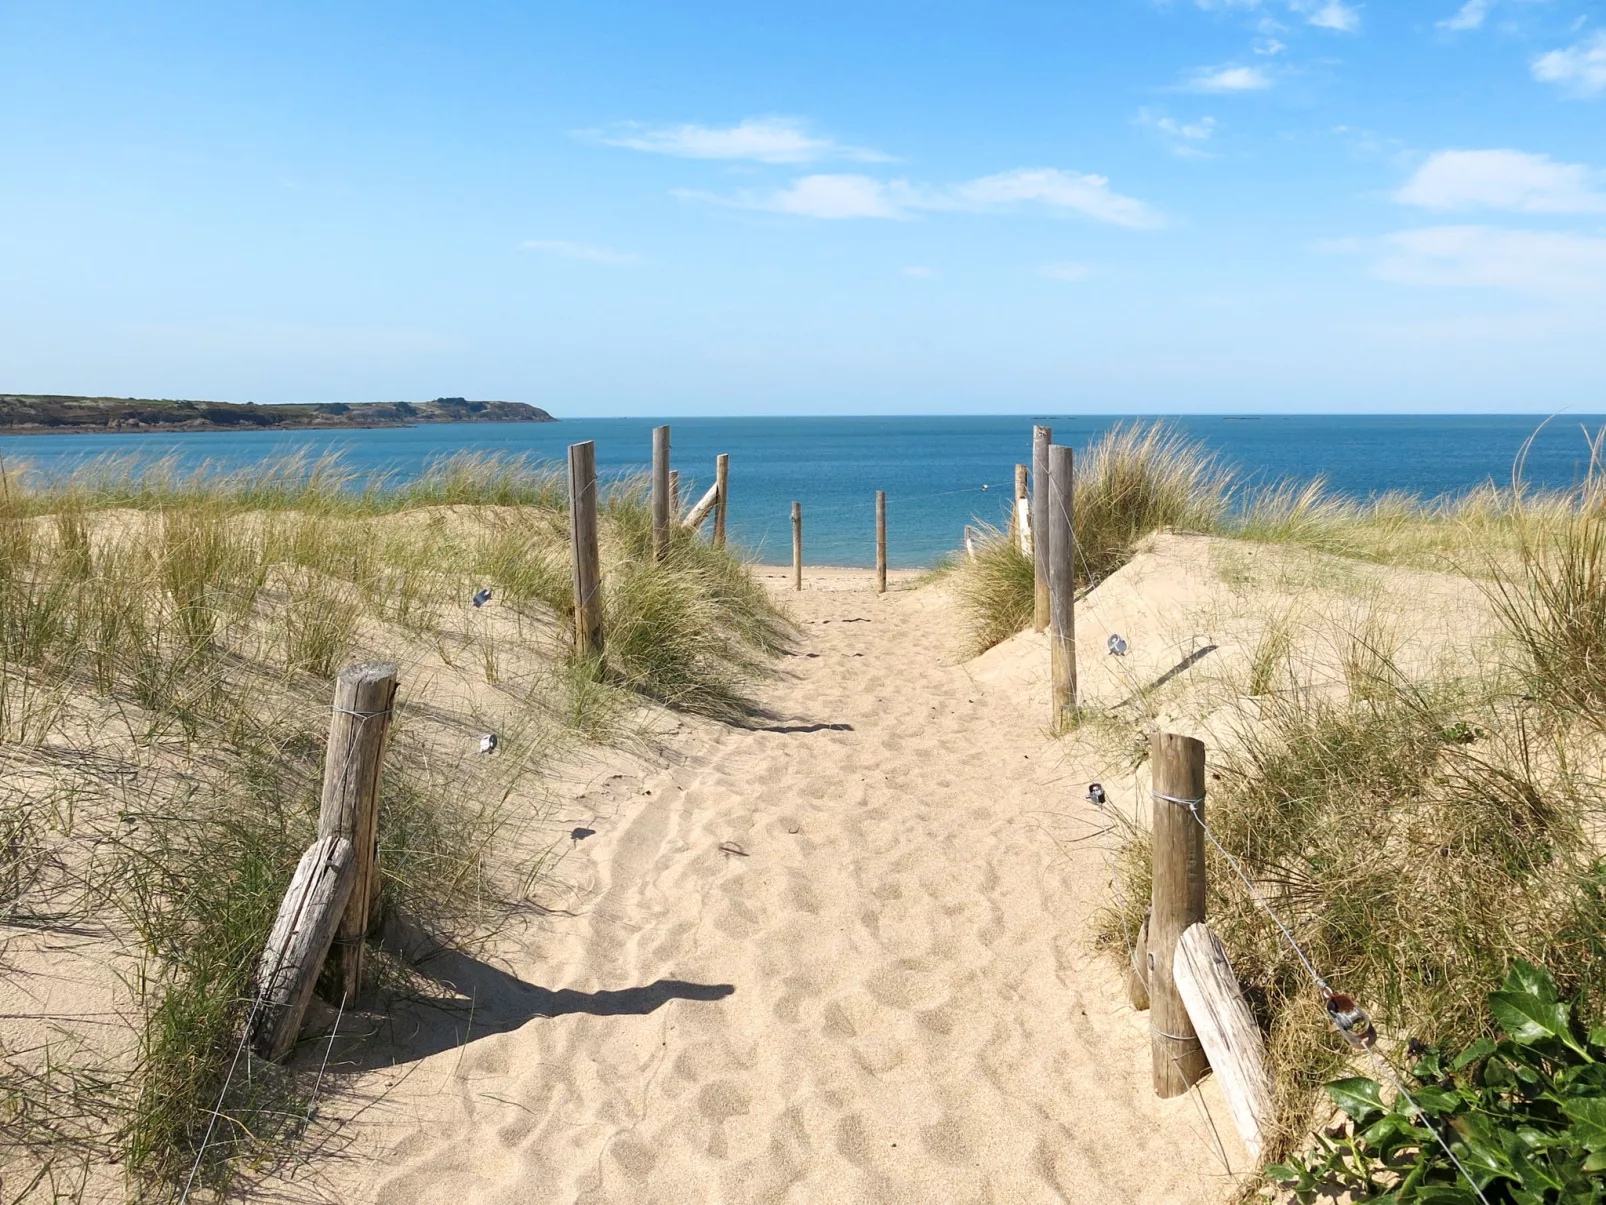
top-left (1, 0), bottom-right (1603, 415)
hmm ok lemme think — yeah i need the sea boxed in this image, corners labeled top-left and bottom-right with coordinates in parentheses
top-left (1, 415), bottom-right (1601, 569)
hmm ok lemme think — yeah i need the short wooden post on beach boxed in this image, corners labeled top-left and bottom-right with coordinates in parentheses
top-left (792, 501), bottom-right (802, 591)
top-left (684, 477), bottom-right (720, 530)
top-left (669, 468), bottom-right (680, 519)
top-left (250, 835), bottom-right (357, 1060)
top-left (1174, 922), bottom-right (1274, 1156)
top-left (1014, 463), bottom-right (1031, 555)
top-left (714, 453), bottom-right (729, 548)
top-left (1047, 443), bottom-right (1076, 730)
top-left (317, 661), bottom-right (399, 1001)
top-left (1149, 732), bottom-right (1210, 1098)
top-left (1032, 425), bottom-right (1052, 631)
top-left (568, 440), bottom-right (605, 657)
top-left (875, 490), bottom-right (887, 594)
top-left (652, 425), bottom-right (671, 560)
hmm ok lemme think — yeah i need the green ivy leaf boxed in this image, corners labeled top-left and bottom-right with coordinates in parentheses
top-left (1410, 1085), bottom-right (1462, 1117)
top-left (1584, 1149), bottom-right (1606, 1173)
top-left (1327, 1076), bottom-right (1386, 1123)
top-left (1504, 959), bottom-right (1559, 1004)
top-left (1560, 1098), bottom-right (1606, 1151)
top-left (1490, 990), bottom-right (1575, 1047)
top-left (1262, 1162), bottom-right (1301, 1183)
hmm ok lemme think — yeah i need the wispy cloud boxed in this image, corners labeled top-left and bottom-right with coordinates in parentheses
top-left (1532, 31), bottom-right (1606, 98)
top-left (1437, 0), bottom-right (1492, 31)
top-left (1037, 262), bottom-right (1094, 281)
top-left (680, 168), bottom-right (1163, 228)
top-left (522, 240), bottom-right (640, 266)
top-left (1373, 225), bottom-right (1606, 296)
top-left (1396, 149), bottom-right (1606, 213)
top-left (1186, 0), bottom-right (1361, 32)
top-left (1138, 109), bottom-right (1219, 156)
top-left (1182, 64), bottom-right (1273, 92)
top-left (592, 117), bottom-right (891, 164)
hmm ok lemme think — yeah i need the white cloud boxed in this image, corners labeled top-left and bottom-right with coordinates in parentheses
top-left (521, 240), bottom-right (639, 266)
top-left (1373, 226), bottom-right (1606, 296)
top-left (1253, 37), bottom-right (1287, 54)
top-left (902, 266), bottom-right (936, 278)
top-left (1396, 150), bottom-right (1606, 213)
top-left (596, 117), bottom-right (890, 164)
top-left (1532, 31), bottom-right (1606, 98)
top-left (1304, 1), bottom-right (1361, 31)
top-left (1038, 262), bottom-right (1093, 281)
top-left (1137, 110), bottom-right (1219, 158)
top-left (1438, 0), bottom-right (1492, 31)
top-left (1183, 64), bottom-right (1273, 91)
top-left (682, 168), bottom-right (1162, 228)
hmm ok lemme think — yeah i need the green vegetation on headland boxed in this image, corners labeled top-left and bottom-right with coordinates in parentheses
top-left (0, 394), bottom-right (554, 433)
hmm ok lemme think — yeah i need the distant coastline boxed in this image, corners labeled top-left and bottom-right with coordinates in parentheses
top-left (0, 394), bottom-right (555, 434)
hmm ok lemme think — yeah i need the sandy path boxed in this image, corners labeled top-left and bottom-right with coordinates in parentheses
top-left (344, 569), bottom-right (1245, 1205)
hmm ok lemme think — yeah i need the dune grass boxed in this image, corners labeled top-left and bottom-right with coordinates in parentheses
top-left (0, 451), bottom-right (787, 1199)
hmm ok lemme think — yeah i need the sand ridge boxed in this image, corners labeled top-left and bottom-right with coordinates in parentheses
top-left (305, 563), bottom-right (1249, 1204)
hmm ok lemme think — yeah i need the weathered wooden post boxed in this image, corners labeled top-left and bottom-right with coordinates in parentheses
top-left (875, 490), bottom-right (887, 594)
top-left (669, 469), bottom-right (680, 520)
top-left (568, 440), bottom-right (604, 657)
top-left (714, 453), bottom-right (729, 548)
top-left (1048, 443), bottom-right (1077, 730)
top-left (652, 425), bottom-right (671, 560)
top-left (1149, 732), bottom-right (1210, 1098)
top-left (1014, 463), bottom-right (1031, 555)
top-left (1032, 425), bottom-right (1052, 631)
top-left (792, 501), bottom-right (802, 592)
top-left (1175, 922), bottom-right (1274, 1155)
top-left (317, 661), bottom-right (398, 1001)
top-left (250, 835), bottom-right (357, 1059)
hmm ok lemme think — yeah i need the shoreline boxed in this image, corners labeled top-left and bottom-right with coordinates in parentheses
top-left (0, 417), bottom-right (558, 437)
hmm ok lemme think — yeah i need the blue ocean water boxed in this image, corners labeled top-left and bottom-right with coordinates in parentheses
top-left (1, 415), bottom-right (1600, 568)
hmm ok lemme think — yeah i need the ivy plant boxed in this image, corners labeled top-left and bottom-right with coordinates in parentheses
top-left (1266, 961), bottom-right (1606, 1204)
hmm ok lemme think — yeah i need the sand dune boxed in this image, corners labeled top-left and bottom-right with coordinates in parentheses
top-left (293, 555), bottom-right (1260, 1205)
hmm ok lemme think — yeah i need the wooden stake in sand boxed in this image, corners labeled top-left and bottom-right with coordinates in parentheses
top-left (568, 440), bottom-right (604, 657)
top-left (652, 425), bottom-right (671, 560)
top-left (875, 490), bottom-right (887, 594)
top-left (317, 661), bottom-right (398, 1001)
top-left (792, 501), bottom-right (802, 591)
top-left (250, 835), bottom-right (357, 1060)
top-left (1048, 443), bottom-right (1077, 730)
top-left (1174, 922), bottom-right (1274, 1156)
top-left (714, 453), bottom-right (729, 548)
top-left (1149, 732), bottom-right (1210, 1098)
top-left (669, 468), bottom-right (680, 520)
top-left (1032, 425), bottom-right (1052, 631)
top-left (1014, 463), bottom-right (1031, 556)
top-left (684, 478), bottom-right (721, 530)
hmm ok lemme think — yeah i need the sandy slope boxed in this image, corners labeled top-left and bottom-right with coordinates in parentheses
top-left (299, 558), bottom-right (1255, 1205)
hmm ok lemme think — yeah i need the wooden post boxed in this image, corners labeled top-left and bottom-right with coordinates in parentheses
top-left (791, 502), bottom-right (802, 591)
top-left (875, 490), bottom-right (887, 594)
top-left (714, 453), bottom-right (729, 548)
top-left (683, 480), bottom-right (720, 529)
top-left (1032, 425), bottom-right (1052, 631)
top-left (568, 440), bottom-right (604, 657)
top-left (1014, 463), bottom-right (1031, 555)
top-left (1175, 922), bottom-right (1274, 1156)
top-left (652, 425), bottom-right (670, 561)
top-left (1149, 731), bottom-right (1209, 1098)
top-left (250, 836), bottom-right (357, 1060)
top-left (1128, 911), bottom-right (1152, 1011)
top-left (669, 469), bottom-right (680, 519)
top-left (1048, 443), bottom-right (1077, 730)
top-left (317, 661), bottom-right (398, 1001)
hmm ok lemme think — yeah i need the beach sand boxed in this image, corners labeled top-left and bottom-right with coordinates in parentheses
top-left (289, 551), bottom-right (1265, 1205)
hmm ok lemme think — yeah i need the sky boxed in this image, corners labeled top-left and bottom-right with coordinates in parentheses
top-left (1, 1), bottom-right (1604, 416)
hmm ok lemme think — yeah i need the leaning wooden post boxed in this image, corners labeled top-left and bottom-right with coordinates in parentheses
top-left (250, 835), bottom-right (357, 1060)
top-left (1032, 425), bottom-right (1052, 632)
top-left (875, 490), bottom-right (887, 594)
top-left (317, 661), bottom-right (398, 1001)
top-left (1048, 443), bottom-right (1077, 730)
top-left (651, 425), bottom-right (671, 560)
top-left (669, 469), bottom-right (680, 519)
top-left (792, 501), bottom-right (802, 591)
top-left (713, 453), bottom-right (729, 548)
top-left (568, 440), bottom-right (604, 657)
top-left (1175, 922), bottom-right (1274, 1155)
top-left (1149, 732), bottom-right (1210, 1098)
top-left (1014, 463), bottom-right (1031, 555)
